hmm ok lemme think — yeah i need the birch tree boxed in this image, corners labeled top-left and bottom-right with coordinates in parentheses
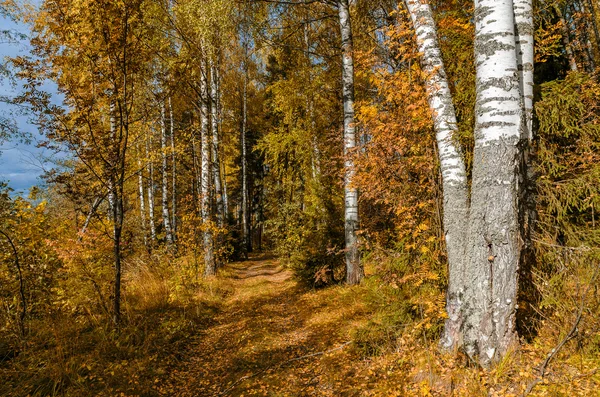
top-left (136, 143), bottom-right (147, 246)
top-left (463, 0), bottom-right (523, 364)
top-left (337, 0), bottom-right (363, 285)
top-left (241, 46), bottom-right (251, 255)
top-left (210, 59), bottom-right (225, 228)
top-left (406, 0), bottom-right (532, 364)
top-left (146, 129), bottom-right (157, 242)
top-left (169, 97), bottom-right (177, 236)
top-left (160, 100), bottom-right (175, 245)
top-left (405, 0), bottom-right (469, 350)
top-left (201, 61), bottom-right (216, 276)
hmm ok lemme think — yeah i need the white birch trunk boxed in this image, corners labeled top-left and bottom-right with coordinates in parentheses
top-left (191, 133), bottom-right (202, 213)
top-left (338, 0), bottom-right (362, 285)
top-left (136, 142), bottom-right (147, 246)
top-left (514, 0), bottom-right (534, 139)
top-left (160, 101), bottom-right (174, 245)
top-left (210, 59), bottom-right (225, 228)
top-left (201, 63), bottom-right (216, 276)
top-left (222, 160), bottom-right (229, 219)
top-left (169, 97), bottom-right (177, 237)
top-left (241, 61), bottom-right (251, 255)
top-left (80, 197), bottom-right (103, 238)
top-left (146, 130), bottom-right (157, 242)
top-left (405, 0), bottom-right (469, 350)
top-left (107, 104), bottom-right (116, 220)
top-left (464, 0), bottom-right (522, 365)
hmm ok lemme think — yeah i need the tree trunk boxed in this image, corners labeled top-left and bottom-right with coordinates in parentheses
top-left (80, 197), bottom-right (103, 238)
top-left (146, 130), bottom-right (157, 242)
top-left (201, 62), bottom-right (216, 276)
top-left (112, 190), bottom-right (123, 327)
top-left (514, 0), bottom-right (534, 140)
top-left (191, 132), bottom-right (202, 211)
top-left (464, 0), bottom-right (522, 366)
top-left (405, 0), bottom-right (469, 351)
top-left (136, 142), bottom-right (147, 246)
top-left (553, 3), bottom-right (579, 71)
top-left (338, 0), bottom-right (362, 285)
top-left (210, 59), bottom-right (225, 228)
top-left (514, 0), bottom-right (536, 336)
top-left (241, 59), bottom-right (251, 255)
top-left (169, 97), bottom-right (177, 238)
top-left (222, 160), bottom-right (229, 219)
top-left (585, 0), bottom-right (600, 60)
top-left (160, 100), bottom-right (174, 246)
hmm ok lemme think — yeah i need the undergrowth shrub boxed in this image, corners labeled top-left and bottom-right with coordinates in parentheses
top-left (0, 230), bottom-right (229, 397)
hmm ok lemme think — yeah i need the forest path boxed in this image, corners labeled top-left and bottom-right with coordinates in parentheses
top-left (161, 253), bottom-right (376, 396)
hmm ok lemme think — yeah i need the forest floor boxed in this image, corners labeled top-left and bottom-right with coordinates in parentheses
top-left (157, 253), bottom-right (407, 396)
top-left (3, 253), bottom-right (598, 396)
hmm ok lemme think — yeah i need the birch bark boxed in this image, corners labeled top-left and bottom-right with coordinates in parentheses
top-left (222, 160), bottom-right (229, 219)
top-left (201, 63), bottom-right (216, 276)
top-left (80, 197), bottom-right (103, 238)
top-left (146, 130), bottom-right (157, 242)
top-left (169, 97), bottom-right (177, 237)
top-left (464, 0), bottom-right (522, 365)
top-left (514, 0), bottom-right (534, 139)
top-left (160, 101), bottom-right (174, 245)
top-left (338, 0), bottom-right (362, 285)
top-left (136, 143), bottom-right (147, 246)
top-left (405, 0), bottom-right (469, 350)
top-left (241, 60), bottom-right (251, 255)
top-left (210, 59), bottom-right (225, 228)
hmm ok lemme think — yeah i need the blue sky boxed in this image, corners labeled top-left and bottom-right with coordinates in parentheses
top-left (0, 1), bottom-right (60, 195)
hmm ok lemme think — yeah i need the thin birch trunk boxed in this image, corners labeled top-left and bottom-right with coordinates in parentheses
top-left (160, 101), bottom-right (174, 245)
top-left (222, 160), bottom-right (229, 219)
top-left (338, 0), bottom-right (362, 285)
top-left (464, 0), bottom-right (522, 366)
top-left (304, 17), bottom-right (321, 180)
top-left (514, 0), bottom-right (536, 331)
top-left (210, 59), bottom-right (225, 228)
top-left (201, 62), bottom-right (216, 276)
top-left (514, 0), bottom-right (534, 140)
top-left (80, 197), bottom-right (103, 238)
top-left (107, 104), bottom-right (116, 219)
top-left (405, 0), bottom-right (469, 350)
top-left (241, 59), bottom-right (251, 255)
top-left (192, 132), bottom-right (202, 210)
top-left (146, 129), bottom-right (157, 242)
top-left (136, 142), bottom-right (147, 246)
top-left (169, 97), bottom-right (177, 237)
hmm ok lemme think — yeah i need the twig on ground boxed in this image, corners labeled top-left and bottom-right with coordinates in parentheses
top-left (218, 341), bottom-right (352, 396)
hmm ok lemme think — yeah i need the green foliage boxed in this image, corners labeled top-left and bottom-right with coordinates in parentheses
top-left (536, 72), bottom-right (600, 248)
top-left (530, 71), bottom-right (600, 362)
top-left (264, 180), bottom-right (344, 287)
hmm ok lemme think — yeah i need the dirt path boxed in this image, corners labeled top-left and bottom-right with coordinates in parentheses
top-left (161, 254), bottom-right (371, 396)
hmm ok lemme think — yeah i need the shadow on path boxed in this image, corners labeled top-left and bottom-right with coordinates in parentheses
top-left (161, 254), bottom-right (365, 396)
